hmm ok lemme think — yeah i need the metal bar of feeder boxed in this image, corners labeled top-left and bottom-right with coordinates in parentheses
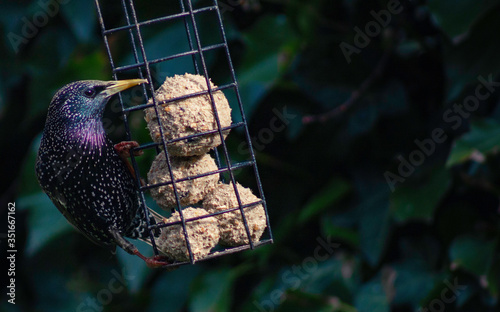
top-left (121, 82), bottom-right (237, 113)
top-left (159, 239), bottom-right (273, 268)
top-left (102, 6), bottom-right (217, 35)
top-left (141, 160), bottom-right (256, 192)
top-left (112, 43), bottom-right (226, 75)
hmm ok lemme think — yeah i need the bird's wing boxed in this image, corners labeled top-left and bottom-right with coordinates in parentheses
top-left (50, 188), bottom-right (78, 227)
top-left (49, 188), bottom-right (115, 251)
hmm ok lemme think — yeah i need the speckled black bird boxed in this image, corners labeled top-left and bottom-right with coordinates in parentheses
top-left (36, 79), bottom-right (167, 267)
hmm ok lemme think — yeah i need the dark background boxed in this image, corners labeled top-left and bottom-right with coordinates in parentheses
top-left (1, 0), bottom-right (500, 311)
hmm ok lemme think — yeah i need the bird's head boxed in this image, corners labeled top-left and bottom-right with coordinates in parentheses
top-left (47, 79), bottom-right (148, 125)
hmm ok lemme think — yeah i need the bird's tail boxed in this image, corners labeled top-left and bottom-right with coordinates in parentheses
top-left (134, 208), bottom-right (166, 248)
top-left (127, 205), bottom-right (165, 241)
top-left (147, 207), bottom-right (165, 224)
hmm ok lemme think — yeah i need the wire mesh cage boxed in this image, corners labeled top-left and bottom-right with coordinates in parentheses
top-left (93, 0), bottom-right (273, 267)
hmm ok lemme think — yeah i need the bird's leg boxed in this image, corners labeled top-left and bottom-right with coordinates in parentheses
top-left (114, 141), bottom-right (145, 185)
top-left (109, 227), bottom-right (169, 268)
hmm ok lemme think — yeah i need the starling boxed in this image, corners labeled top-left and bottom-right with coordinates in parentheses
top-left (36, 79), bottom-right (168, 267)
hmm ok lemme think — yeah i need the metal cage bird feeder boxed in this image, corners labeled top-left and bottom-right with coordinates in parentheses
top-left (93, 0), bottom-right (273, 267)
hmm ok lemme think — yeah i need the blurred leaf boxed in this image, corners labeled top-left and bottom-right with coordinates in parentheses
top-left (116, 242), bottom-right (152, 293)
top-left (358, 190), bottom-right (391, 267)
top-left (417, 273), bottom-right (470, 310)
top-left (25, 238), bottom-right (86, 312)
top-left (486, 260), bottom-right (500, 297)
top-left (17, 192), bottom-right (72, 255)
top-left (148, 266), bottom-right (202, 312)
top-left (290, 27), bottom-right (377, 111)
top-left (298, 178), bottom-right (350, 224)
top-left (376, 81), bottom-right (408, 117)
top-left (28, 26), bottom-right (77, 69)
top-left (454, 281), bottom-right (476, 308)
top-left (286, 0), bottom-right (323, 38)
top-left (348, 82), bottom-right (408, 138)
top-left (449, 235), bottom-right (496, 276)
top-left (189, 266), bottom-right (248, 312)
top-left (300, 256), bottom-right (361, 301)
top-left (391, 260), bottom-right (439, 307)
top-left (285, 105), bottom-right (304, 140)
top-left (354, 279), bottom-right (389, 312)
top-left (241, 275), bottom-right (279, 312)
top-left (291, 50), bottom-right (352, 111)
top-left (398, 236), bottom-right (441, 268)
top-left (18, 135), bottom-right (43, 196)
top-left (60, 0), bottom-right (97, 43)
top-left (276, 290), bottom-right (347, 312)
top-left (61, 50), bottom-right (109, 81)
top-left (248, 257), bottom-right (360, 312)
top-left (428, 0), bottom-right (494, 38)
top-left (0, 3), bottom-right (25, 36)
top-left (322, 220), bottom-right (360, 248)
top-left (390, 168), bottom-right (451, 223)
top-left (396, 40), bottom-right (422, 58)
top-left (0, 71), bottom-right (5, 113)
top-left (445, 4), bottom-right (500, 100)
top-left (238, 15), bottom-right (299, 118)
top-left (348, 102), bottom-right (378, 137)
top-left (446, 119), bottom-right (500, 167)
top-left (27, 26), bottom-right (78, 119)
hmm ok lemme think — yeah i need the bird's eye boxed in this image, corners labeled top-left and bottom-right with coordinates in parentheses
top-left (83, 87), bottom-right (96, 98)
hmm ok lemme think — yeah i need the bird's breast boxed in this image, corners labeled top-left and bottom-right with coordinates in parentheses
top-left (36, 128), bottom-right (139, 232)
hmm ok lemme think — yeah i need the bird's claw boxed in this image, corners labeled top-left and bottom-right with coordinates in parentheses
top-left (132, 249), bottom-right (170, 268)
top-left (114, 141), bottom-right (144, 158)
top-left (114, 141), bottom-right (145, 185)
top-left (145, 255), bottom-right (171, 268)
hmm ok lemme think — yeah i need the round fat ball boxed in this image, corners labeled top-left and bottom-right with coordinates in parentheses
top-left (144, 73), bottom-right (232, 156)
top-left (148, 153), bottom-right (219, 209)
top-left (157, 207), bottom-right (219, 262)
top-left (203, 182), bottom-right (266, 246)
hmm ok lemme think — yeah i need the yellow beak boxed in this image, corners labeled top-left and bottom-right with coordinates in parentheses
top-left (103, 79), bottom-right (148, 97)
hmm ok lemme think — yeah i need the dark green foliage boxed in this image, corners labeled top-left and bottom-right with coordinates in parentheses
top-left (2, 0), bottom-right (500, 311)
